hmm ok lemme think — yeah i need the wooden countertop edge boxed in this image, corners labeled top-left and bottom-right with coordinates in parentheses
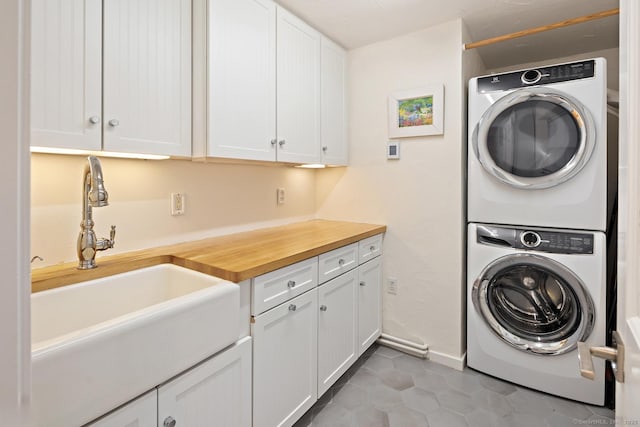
top-left (31, 221), bottom-right (387, 293)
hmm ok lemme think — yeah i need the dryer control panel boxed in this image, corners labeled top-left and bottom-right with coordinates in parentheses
top-left (477, 59), bottom-right (596, 93)
top-left (476, 225), bottom-right (594, 254)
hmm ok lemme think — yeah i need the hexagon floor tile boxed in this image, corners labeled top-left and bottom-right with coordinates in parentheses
top-left (292, 345), bottom-right (616, 427)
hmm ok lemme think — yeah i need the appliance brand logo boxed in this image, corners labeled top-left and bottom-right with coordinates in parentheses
top-left (491, 76), bottom-right (500, 84)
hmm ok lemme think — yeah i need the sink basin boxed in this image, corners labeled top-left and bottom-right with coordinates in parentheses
top-left (30, 263), bottom-right (240, 427)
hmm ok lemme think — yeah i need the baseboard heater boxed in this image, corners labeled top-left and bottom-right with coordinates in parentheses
top-left (376, 333), bottom-right (429, 358)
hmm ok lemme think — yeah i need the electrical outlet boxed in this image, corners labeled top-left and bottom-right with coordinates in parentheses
top-left (277, 188), bottom-right (285, 205)
top-left (171, 192), bottom-right (185, 216)
top-left (387, 277), bottom-right (398, 295)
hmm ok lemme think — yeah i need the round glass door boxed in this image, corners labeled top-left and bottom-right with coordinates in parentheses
top-left (472, 253), bottom-right (595, 355)
top-left (473, 87), bottom-right (595, 189)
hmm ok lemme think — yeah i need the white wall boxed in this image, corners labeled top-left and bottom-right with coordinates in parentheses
top-left (31, 154), bottom-right (317, 266)
top-left (316, 19), bottom-right (469, 365)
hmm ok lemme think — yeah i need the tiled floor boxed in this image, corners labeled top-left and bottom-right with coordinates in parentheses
top-left (294, 345), bottom-right (615, 427)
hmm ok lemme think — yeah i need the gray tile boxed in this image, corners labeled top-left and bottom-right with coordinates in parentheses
top-left (352, 405), bottom-right (390, 427)
top-left (311, 402), bottom-right (353, 427)
top-left (402, 387), bottom-right (440, 415)
top-left (436, 389), bottom-right (476, 415)
top-left (364, 354), bottom-right (396, 371)
top-left (386, 404), bottom-right (430, 427)
top-left (476, 374), bottom-right (518, 395)
top-left (470, 389), bottom-right (512, 417)
top-left (503, 413), bottom-right (550, 427)
top-left (443, 370), bottom-right (484, 395)
top-left (332, 383), bottom-right (368, 410)
top-left (393, 354), bottom-right (428, 375)
top-left (424, 360), bottom-right (457, 376)
top-left (369, 383), bottom-right (405, 411)
top-left (350, 367), bottom-right (383, 388)
top-left (506, 388), bottom-right (553, 416)
top-left (587, 414), bottom-right (617, 424)
top-left (376, 368), bottom-right (415, 391)
top-left (587, 405), bottom-right (615, 419)
top-left (313, 388), bottom-right (333, 415)
top-left (426, 408), bottom-right (469, 427)
top-left (545, 395), bottom-right (592, 420)
top-left (544, 411), bottom-right (584, 427)
top-left (413, 371), bottom-right (450, 393)
top-left (465, 409), bottom-right (510, 427)
top-left (376, 346), bottom-right (404, 359)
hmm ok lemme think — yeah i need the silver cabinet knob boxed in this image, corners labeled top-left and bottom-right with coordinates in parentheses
top-left (89, 116), bottom-right (101, 124)
top-left (287, 280), bottom-right (296, 288)
top-left (289, 304), bottom-right (297, 312)
top-left (360, 281), bottom-right (366, 287)
top-left (108, 119), bottom-right (120, 127)
top-left (163, 416), bottom-right (177, 427)
top-left (338, 258), bottom-right (345, 266)
top-left (271, 138), bottom-right (277, 147)
top-left (320, 305), bottom-right (327, 311)
top-left (278, 139), bottom-right (286, 147)
top-left (322, 146), bottom-right (328, 152)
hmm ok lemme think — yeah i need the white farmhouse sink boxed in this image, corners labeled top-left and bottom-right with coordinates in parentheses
top-left (31, 263), bottom-right (240, 427)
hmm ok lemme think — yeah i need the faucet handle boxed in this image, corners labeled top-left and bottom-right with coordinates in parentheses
top-left (109, 225), bottom-right (116, 248)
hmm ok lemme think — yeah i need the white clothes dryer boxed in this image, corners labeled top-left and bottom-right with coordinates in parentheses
top-left (467, 223), bottom-right (606, 405)
top-left (468, 58), bottom-right (608, 231)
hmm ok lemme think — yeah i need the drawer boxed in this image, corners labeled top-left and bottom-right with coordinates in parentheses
top-left (358, 234), bottom-right (383, 264)
top-left (318, 243), bottom-right (358, 284)
top-left (252, 257), bottom-right (318, 315)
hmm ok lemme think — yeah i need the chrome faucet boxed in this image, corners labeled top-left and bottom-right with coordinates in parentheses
top-left (77, 156), bottom-right (116, 269)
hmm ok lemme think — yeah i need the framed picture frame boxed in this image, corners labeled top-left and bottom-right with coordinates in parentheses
top-left (388, 85), bottom-right (444, 138)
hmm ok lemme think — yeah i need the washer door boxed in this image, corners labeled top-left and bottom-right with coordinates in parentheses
top-left (472, 87), bottom-right (595, 189)
top-left (472, 253), bottom-right (595, 355)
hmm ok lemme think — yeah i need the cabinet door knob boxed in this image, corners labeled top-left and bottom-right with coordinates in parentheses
top-left (278, 139), bottom-right (286, 147)
top-left (287, 280), bottom-right (296, 288)
top-left (370, 245), bottom-right (376, 251)
top-left (320, 305), bottom-right (327, 311)
top-left (289, 304), bottom-right (297, 312)
top-left (163, 416), bottom-right (177, 427)
top-left (322, 146), bottom-right (328, 152)
top-left (338, 258), bottom-right (345, 266)
top-left (89, 116), bottom-right (101, 124)
top-left (360, 281), bottom-right (366, 287)
top-left (270, 138), bottom-right (277, 147)
top-left (108, 119), bottom-right (120, 127)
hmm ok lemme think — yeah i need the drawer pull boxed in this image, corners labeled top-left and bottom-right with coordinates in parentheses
top-left (370, 245), bottom-right (376, 251)
top-left (320, 305), bottom-right (327, 312)
top-left (163, 416), bottom-right (177, 427)
top-left (360, 281), bottom-right (366, 287)
top-left (338, 258), bottom-right (345, 266)
top-left (287, 280), bottom-right (296, 288)
top-left (289, 304), bottom-right (297, 312)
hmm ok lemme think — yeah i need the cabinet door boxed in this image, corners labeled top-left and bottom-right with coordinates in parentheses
top-left (276, 7), bottom-right (321, 164)
top-left (30, 0), bottom-right (102, 150)
top-left (320, 37), bottom-right (348, 166)
top-left (252, 290), bottom-right (317, 427)
top-left (86, 391), bottom-right (156, 427)
top-left (317, 270), bottom-right (357, 397)
top-left (158, 337), bottom-right (252, 427)
top-left (207, 0), bottom-right (277, 161)
top-left (103, 0), bottom-right (191, 157)
top-left (358, 258), bottom-right (382, 356)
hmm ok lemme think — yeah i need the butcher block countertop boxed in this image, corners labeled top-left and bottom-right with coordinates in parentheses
top-left (31, 219), bottom-right (387, 293)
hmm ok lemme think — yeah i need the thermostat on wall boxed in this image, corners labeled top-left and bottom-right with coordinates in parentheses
top-left (387, 141), bottom-right (400, 160)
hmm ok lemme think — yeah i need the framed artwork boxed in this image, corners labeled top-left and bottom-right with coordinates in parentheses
top-left (388, 85), bottom-right (444, 138)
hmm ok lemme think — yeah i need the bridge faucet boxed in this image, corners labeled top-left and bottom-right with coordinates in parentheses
top-left (77, 156), bottom-right (116, 269)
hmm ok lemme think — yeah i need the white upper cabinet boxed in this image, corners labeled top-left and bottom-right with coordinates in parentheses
top-left (30, 0), bottom-right (102, 151)
top-left (31, 0), bottom-right (192, 157)
top-left (276, 7), bottom-right (321, 164)
top-left (320, 37), bottom-right (348, 166)
top-left (205, 0), bottom-right (276, 161)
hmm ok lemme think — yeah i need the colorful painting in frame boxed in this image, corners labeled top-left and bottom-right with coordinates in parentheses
top-left (388, 85), bottom-right (444, 137)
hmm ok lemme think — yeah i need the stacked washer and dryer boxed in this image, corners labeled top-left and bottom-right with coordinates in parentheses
top-left (466, 58), bottom-right (616, 406)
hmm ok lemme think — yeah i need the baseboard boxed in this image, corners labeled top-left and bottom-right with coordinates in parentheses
top-left (428, 350), bottom-right (466, 371)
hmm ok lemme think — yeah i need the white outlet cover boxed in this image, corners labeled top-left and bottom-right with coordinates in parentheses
top-left (171, 193), bottom-right (185, 216)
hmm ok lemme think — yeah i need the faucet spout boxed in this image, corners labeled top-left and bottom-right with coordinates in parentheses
top-left (78, 156), bottom-right (115, 270)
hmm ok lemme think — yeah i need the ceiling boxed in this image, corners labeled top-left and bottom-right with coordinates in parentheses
top-left (275, 0), bottom-right (619, 69)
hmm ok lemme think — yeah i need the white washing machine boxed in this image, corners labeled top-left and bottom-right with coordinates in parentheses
top-left (468, 58), bottom-right (608, 231)
top-left (467, 223), bottom-right (606, 405)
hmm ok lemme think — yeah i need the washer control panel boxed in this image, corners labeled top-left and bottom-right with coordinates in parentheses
top-left (476, 225), bottom-right (594, 254)
top-left (515, 229), bottom-right (594, 254)
top-left (477, 59), bottom-right (595, 93)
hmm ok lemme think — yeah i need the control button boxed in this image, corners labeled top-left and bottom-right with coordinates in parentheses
top-left (521, 69), bottom-right (542, 84)
top-left (520, 231), bottom-right (542, 248)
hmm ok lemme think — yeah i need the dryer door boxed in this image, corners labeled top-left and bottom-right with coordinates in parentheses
top-left (472, 87), bottom-right (596, 189)
top-left (472, 253), bottom-right (595, 355)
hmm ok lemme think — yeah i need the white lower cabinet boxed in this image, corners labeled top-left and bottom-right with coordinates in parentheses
top-left (357, 257), bottom-right (383, 356)
top-left (252, 290), bottom-right (318, 427)
top-left (87, 337), bottom-right (252, 427)
top-left (317, 269), bottom-right (357, 397)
